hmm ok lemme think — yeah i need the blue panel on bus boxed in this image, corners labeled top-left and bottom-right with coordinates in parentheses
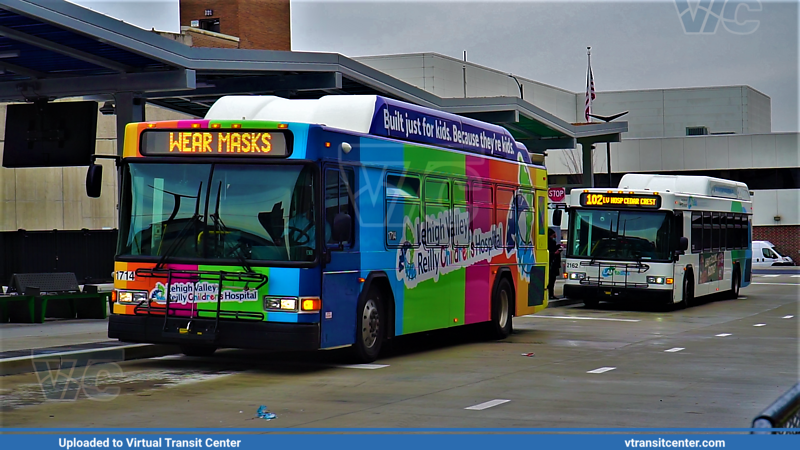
top-left (267, 268), bottom-right (300, 296)
top-left (320, 272), bottom-right (360, 348)
top-left (287, 124), bottom-right (310, 159)
top-left (267, 311), bottom-right (319, 323)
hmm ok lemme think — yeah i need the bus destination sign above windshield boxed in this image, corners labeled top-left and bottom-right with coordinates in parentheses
top-left (141, 130), bottom-right (291, 157)
top-left (580, 193), bottom-right (662, 209)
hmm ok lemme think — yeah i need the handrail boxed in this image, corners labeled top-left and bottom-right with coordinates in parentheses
top-left (751, 382), bottom-right (800, 434)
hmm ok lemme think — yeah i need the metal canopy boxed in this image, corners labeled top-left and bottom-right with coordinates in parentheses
top-left (0, 0), bottom-right (626, 153)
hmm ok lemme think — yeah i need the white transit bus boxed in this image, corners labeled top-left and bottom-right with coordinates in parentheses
top-left (563, 174), bottom-right (753, 308)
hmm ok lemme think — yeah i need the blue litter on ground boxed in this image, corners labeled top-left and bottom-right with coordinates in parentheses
top-left (256, 405), bottom-right (277, 420)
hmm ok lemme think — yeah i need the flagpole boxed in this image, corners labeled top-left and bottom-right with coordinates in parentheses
top-left (586, 46), bottom-right (592, 123)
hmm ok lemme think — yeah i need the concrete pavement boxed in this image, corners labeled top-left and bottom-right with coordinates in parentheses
top-left (1, 278), bottom-right (796, 428)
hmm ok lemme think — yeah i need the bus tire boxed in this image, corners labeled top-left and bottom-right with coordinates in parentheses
top-left (681, 275), bottom-right (694, 309)
top-left (729, 267), bottom-right (741, 299)
top-left (179, 345), bottom-right (216, 357)
top-left (583, 297), bottom-right (599, 308)
top-left (490, 277), bottom-right (514, 339)
top-left (352, 287), bottom-right (384, 363)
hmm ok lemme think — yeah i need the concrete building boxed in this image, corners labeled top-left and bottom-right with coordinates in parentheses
top-left (353, 53), bottom-right (799, 259)
top-left (1, 1), bottom-right (795, 265)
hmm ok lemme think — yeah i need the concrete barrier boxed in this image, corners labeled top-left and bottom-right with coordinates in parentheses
top-left (0, 343), bottom-right (180, 376)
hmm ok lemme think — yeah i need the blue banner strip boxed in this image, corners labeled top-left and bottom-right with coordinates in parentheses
top-left (2, 433), bottom-right (800, 450)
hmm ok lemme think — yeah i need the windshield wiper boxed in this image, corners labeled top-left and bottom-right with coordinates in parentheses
top-left (155, 182), bottom-right (204, 270)
top-left (209, 181), bottom-right (255, 274)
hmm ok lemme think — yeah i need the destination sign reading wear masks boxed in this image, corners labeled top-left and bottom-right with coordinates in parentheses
top-left (580, 193), bottom-right (662, 209)
top-left (141, 130), bottom-right (291, 157)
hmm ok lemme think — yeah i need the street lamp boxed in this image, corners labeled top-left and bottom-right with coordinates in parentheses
top-left (588, 111), bottom-right (629, 187)
top-left (508, 74), bottom-right (523, 99)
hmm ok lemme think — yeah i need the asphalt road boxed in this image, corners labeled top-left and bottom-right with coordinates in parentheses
top-left (1, 275), bottom-right (797, 429)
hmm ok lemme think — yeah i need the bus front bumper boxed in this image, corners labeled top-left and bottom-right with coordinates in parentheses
top-left (564, 284), bottom-right (674, 303)
top-left (109, 314), bottom-right (320, 351)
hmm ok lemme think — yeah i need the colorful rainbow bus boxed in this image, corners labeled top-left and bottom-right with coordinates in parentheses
top-left (89, 95), bottom-right (553, 362)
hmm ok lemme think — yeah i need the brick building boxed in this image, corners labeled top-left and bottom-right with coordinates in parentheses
top-left (179, 0), bottom-right (290, 50)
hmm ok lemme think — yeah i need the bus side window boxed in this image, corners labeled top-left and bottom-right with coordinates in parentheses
top-left (385, 173), bottom-right (421, 249)
top-left (691, 212), bottom-right (702, 253)
top-left (733, 214), bottom-right (743, 249)
top-left (325, 167), bottom-right (356, 246)
top-left (517, 189), bottom-right (536, 249)
top-left (453, 180), bottom-right (469, 248)
top-left (712, 212), bottom-right (720, 251)
top-left (423, 177), bottom-right (450, 248)
top-left (702, 212), bottom-right (712, 252)
top-left (739, 215), bottom-right (748, 249)
top-left (725, 213), bottom-right (734, 250)
top-left (496, 186), bottom-right (515, 250)
top-left (470, 182), bottom-right (494, 249)
top-left (720, 214), bottom-right (726, 250)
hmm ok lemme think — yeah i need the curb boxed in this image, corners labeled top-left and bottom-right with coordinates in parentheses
top-left (548, 297), bottom-right (584, 308)
top-left (0, 343), bottom-right (180, 376)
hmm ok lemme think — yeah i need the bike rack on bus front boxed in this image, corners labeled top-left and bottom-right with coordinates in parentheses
top-left (131, 267), bottom-right (268, 342)
top-left (578, 260), bottom-right (650, 289)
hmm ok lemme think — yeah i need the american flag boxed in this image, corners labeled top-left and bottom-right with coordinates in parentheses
top-left (585, 53), bottom-right (595, 122)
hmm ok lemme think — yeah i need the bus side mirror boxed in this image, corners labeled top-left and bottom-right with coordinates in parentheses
top-left (86, 163), bottom-right (103, 198)
top-left (333, 213), bottom-right (352, 244)
top-left (553, 210), bottom-right (562, 227)
top-left (678, 237), bottom-right (689, 252)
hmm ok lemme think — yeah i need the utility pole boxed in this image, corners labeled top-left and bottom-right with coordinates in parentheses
top-left (463, 50), bottom-right (467, 98)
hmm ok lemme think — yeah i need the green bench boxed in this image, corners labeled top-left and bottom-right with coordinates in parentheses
top-left (0, 273), bottom-right (110, 324)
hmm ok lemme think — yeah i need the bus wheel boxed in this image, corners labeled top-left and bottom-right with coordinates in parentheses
top-left (729, 267), bottom-right (741, 299)
top-left (179, 345), bottom-right (216, 357)
top-left (680, 276), bottom-right (694, 309)
top-left (352, 288), bottom-right (384, 363)
top-left (490, 277), bottom-right (514, 339)
top-left (583, 297), bottom-right (599, 308)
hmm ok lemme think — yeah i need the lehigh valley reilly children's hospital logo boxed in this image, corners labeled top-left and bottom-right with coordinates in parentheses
top-left (674, 0), bottom-right (761, 35)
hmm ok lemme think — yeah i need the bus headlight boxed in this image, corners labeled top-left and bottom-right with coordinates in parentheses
top-left (117, 290), bottom-right (148, 304)
top-left (264, 296), bottom-right (298, 311)
top-left (569, 272), bottom-right (586, 280)
top-left (647, 276), bottom-right (666, 284)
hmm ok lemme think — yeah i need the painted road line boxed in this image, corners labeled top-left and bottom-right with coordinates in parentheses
top-left (665, 347), bottom-right (685, 353)
top-left (753, 324), bottom-right (767, 327)
top-left (750, 282), bottom-right (800, 286)
top-left (337, 364), bottom-right (390, 370)
top-left (762, 275), bottom-right (780, 278)
top-left (792, 275), bottom-right (800, 278)
top-left (523, 315), bottom-right (639, 323)
top-left (587, 367), bottom-right (616, 374)
top-left (783, 315), bottom-right (794, 319)
top-left (715, 333), bottom-right (732, 337)
top-left (465, 399), bottom-right (510, 410)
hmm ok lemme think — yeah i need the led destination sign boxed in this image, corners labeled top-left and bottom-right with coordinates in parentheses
top-left (580, 193), bottom-right (662, 209)
top-left (141, 130), bottom-right (290, 157)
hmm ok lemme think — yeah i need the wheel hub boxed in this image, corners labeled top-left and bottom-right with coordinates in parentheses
top-left (362, 299), bottom-right (379, 348)
top-left (499, 290), bottom-right (509, 328)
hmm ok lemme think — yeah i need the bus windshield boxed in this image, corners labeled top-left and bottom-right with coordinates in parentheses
top-left (569, 209), bottom-right (672, 261)
top-left (119, 162), bottom-right (317, 264)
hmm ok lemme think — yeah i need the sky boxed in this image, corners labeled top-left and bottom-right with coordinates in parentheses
top-left (71, 0), bottom-right (799, 132)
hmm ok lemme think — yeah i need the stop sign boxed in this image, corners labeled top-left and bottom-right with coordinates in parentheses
top-left (548, 187), bottom-right (566, 203)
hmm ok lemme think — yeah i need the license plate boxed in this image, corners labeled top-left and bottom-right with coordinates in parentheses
top-left (604, 291), bottom-right (612, 296)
